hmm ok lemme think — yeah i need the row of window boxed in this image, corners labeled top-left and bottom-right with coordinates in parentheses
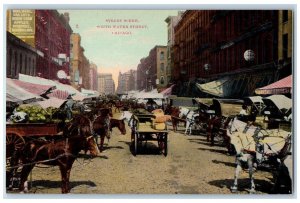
top-left (7, 48), bottom-right (36, 78)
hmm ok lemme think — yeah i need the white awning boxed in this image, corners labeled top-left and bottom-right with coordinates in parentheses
top-left (196, 78), bottom-right (228, 97)
top-left (35, 97), bottom-right (66, 109)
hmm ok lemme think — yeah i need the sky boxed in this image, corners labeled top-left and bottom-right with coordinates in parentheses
top-left (58, 10), bottom-right (179, 85)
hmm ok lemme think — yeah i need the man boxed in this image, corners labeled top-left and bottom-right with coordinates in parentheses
top-left (65, 95), bottom-right (74, 120)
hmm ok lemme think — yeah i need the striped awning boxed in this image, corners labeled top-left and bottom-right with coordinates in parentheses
top-left (160, 84), bottom-right (175, 97)
top-left (255, 75), bottom-right (292, 95)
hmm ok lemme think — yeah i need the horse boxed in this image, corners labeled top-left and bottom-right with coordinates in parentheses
top-left (120, 111), bottom-right (134, 127)
top-left (18, 118), bottom-right (99, 194)
top-left (109, 118), bottom-right (126, 135)
top-left (93, 108), bottom-right (113, 152)
top-left (166, 106), bottom-right (185, 132)
top-left (227, 117), bottom-right (292, 193)
top-left (179, 107), bottom-right (198, 135)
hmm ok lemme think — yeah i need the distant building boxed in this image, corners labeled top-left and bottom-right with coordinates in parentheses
top-left (89, 63), bottom-right (98, 91)
top-left (98, 73), bottom-right (115, 94)
top-left (116, 69), bottom-right (136, 94)
top-left (136, 45), bottom-right (167, 91)
top-left (6, 31), bottom-right (38, 79)
top-left (70, 33), bottom-right (90, 90)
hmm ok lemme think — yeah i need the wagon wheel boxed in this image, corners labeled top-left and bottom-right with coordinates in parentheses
top-left (163, 133), bottom-right (168, 157)
top-left (134, 132), bottom-right (138, 156)
top-left (6, 133), bottom-right (25, 159)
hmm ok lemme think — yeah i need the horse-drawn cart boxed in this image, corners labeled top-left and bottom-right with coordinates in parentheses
top-left (130, 114), bottom-right (168, 156)
top-left (6, 122), bottom-right (63, 189)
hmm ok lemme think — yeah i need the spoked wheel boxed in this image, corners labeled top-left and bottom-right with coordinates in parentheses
top-left (6, 133), bottom-right (25, 159)
top-left (158, 133), bottom-right (168, 157)
top-left (134, 132), bottom-right (138, 156)
top-left (163, 133), bottom-right (168, 157)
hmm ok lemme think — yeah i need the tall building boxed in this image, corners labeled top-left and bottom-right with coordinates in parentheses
top-left (70, 33), bottom-right (90, 89)
top-left (7, 10), bottom-right (72, 81)
top-left (89, 63), bottom-right (98, 91)
top-left (278, 10), bottom-right (293, 78)
top-left (98, 73), bottom-right (115, 94)
top-left (136, 46), bottom-right (167, 91)
top-left (116, 69), bottom-right (136, 94)
top-left (173, 10), bottom-right (280, 97)
top-left (165, 12), bottom-right (182, 85)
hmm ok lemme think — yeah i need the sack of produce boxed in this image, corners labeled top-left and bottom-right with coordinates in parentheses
top-left (153, 123), bottom-right (166, 130)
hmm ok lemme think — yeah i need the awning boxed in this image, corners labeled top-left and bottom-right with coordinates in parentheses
top-left (9, 79), bottom-right (54, 96)
top-left (196, 78), bottom-right (228, 97)
top-left (6, 78), bottom-right (42, 103)
top-left (255, 75), bottom-right (292, 95)
top-left (262, 95), bottom-right (292, 113)
top-left (35, 97), bottom-right (67, 109)
top-left (160, 85), bottom-right (175, 97)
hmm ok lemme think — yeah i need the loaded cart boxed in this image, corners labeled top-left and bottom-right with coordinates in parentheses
top-left (130, 113), bottom-right (168, 156)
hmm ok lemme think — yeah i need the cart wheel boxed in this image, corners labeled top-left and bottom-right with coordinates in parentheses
top-left (134, 132), bottom-right (138, 156)
top-left (163, 134), bottom-right (168, 157)
top-left (6, 133), bottom-right (25, 159)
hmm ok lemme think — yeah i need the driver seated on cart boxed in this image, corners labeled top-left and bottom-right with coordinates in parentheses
top-left (237, 104), bottom-right (257, 123)
top-left (146, 98), bottom-right (157, 112)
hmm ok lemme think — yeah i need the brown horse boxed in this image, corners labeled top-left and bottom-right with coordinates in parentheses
top-left (19, 117), bottom-right (99, 193)
top-left (93, 108), bottom-right (113, 152)
top-left (110, 118), bottom-right (126, 135)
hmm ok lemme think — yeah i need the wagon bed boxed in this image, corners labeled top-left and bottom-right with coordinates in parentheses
top-left (131, 114), bottom-right (168, 156)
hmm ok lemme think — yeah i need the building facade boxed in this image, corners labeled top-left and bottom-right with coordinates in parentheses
top-left (136, 46), bottom-right (167, 91)
top-left (7, 10), bottom-right (72, 81)
top-left (6, 31), bottom-right (38, 79)
top-left (70, 33), bottom-right (91, 90)
top-left (116, 69), bottom-right (136, 94)
top-left (165, 13), bottom-right (182, 86)
top-left (278, 10), bottom-right (293, 78)
top-left (89, 63), bottom-right (98, 91)
top-left (98, 73), bottom-right (115, 94)
top-left (173, 10), bottom-right (280, 97)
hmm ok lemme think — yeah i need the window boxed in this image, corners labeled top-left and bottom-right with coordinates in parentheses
top-left (283, 10), bottom-right (288, 23)
top-left (283, 34), bottom-right (288, 59)
top-left (7, 49), bottom-right (12, 76)
top-left (20, 53), bottom-right (23, 73)
top-left (160, 76), bottom-right (164, 85)
top-left (160, 63), bottom-right (164, 73)
top-left (160, 51), bottom-right (164, 60)
top-left (14, 52), bottom-right (18, 77)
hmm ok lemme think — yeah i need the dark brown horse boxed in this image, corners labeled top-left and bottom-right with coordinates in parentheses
top-left (19, 136), bottom-right (99, 193)
top-left (93, 108), bottom-right (113, 152)
top-left (19, 117), bottom-right (99, 193)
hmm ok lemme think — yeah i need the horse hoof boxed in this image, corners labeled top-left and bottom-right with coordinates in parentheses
top-left (230, 186), bottom-right (238, 193)
top-left (249, 189), bottom-right (256, 194)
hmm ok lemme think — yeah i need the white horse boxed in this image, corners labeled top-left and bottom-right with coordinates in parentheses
top-left (227, 117), bottom-right (291, 193)
top-left (120, 111), bottom-right (134, 127)
top-left (179, 107), bottom-right (199, 135)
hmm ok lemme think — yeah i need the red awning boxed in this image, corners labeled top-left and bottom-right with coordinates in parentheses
top-left (160, 84), bottom-right (175, 97)
top-left (11, 79), bottom-right (53, 95)
top-left (48, 90), bottom-right (70, 100)
top-left (255, 75), bottom-right (292, 95)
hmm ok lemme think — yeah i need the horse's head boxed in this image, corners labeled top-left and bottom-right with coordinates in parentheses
top-left (85, 135), bottom-right (100, 156)
top-left (118, 119), bottom-right (126, 135)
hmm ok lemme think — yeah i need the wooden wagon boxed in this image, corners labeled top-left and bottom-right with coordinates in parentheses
top-left (130, 113), bottom-right (168, 156)
top-left (6, 122), bottom-right (63, 188)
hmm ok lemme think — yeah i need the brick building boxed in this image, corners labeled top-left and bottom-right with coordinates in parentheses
top-left (70, 33), bottom-right (90, 90)
top-left (136, 46), bottom-right (167, 91)
top-left (7, 10), bottom-right (72, 81)
top-left (173, 10), bottom-right (280, 97)
top-left (6, 31), bottom-right (39, 79)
